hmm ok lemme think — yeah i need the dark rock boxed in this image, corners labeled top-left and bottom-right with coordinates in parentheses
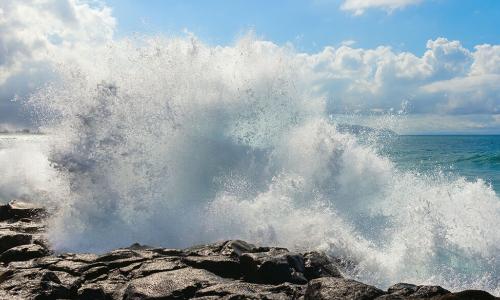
top-left (152, 248), bottom-right (185, 256)
top-left (220, 240), bottom-right (257, 257)
top-left (95, 249), bottom-right (146, 269)
top-left (195, 281), bottom-right (305, 299)
top-left (123, 268), bottom-right (224, 299)
top-left (440, 290), bottom-right (499, 300)
top-left (48, 258), bottom-right (96, 275)
top-left (1, 206), bottom-right (498, 300)
top-left (0, 244), bottom-right (49, 263)
top-left (240, 249), bottom-right (308, 284)
top-left (0, 230), bottom-right (32, 253)
top-left (131, 257), bottom-right (185, 277)
top-left (127, 243), bottom-right (153, 250)
top-left (77, 284), bottom-right (108, 300)
top-left (184, 241), bottom-right (229, 257)
top-left (305, 277), bottom-right (385, 300)
top-left (411, 285), bottom-right (450, 299)
top-left (0, 200), bottom-right (46, 221)
top-left (303, 251), bottom-right (342, 279)
top-left (387, 283), bottom-right (419, 296)
top-left (183, 255), bottom-right (241, 279)
top-left (83, 265), bottom-right (109, 280)
top-left (0, 268), bottom-right (80, 299)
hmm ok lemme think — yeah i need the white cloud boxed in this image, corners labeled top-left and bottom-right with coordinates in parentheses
top-left (340, 40), bottom-right (357, 47)
top-left (340, 0), bottom-right (423, 15)
top-left (302, 37), bottom-right (499, 116)
top-left (0, 1), bottom-right (499, 133)
top-left (0, 0), bottom-right (115, 125)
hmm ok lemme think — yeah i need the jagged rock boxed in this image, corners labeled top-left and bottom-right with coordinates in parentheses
top-left (240, 249), bottom-right (308, 284)
top-left (184, 241), bottom-right (229, 257)
top-left (378, 283), bottom-right (453, 299)
top-left (131, 257), bottom-right (185, 277)
top-left (410, 285), bottom-right (450, 299)
top-left (220, 240), bottom-right (257, 257)
top-left (0, 200), bottom-right (46, 221)
top-left (305, 277), bottom-right (385, 300)
top-left (0, 202), bottom-right (497, 300)
top-left (303, 251), bottom-right (342, 279)
top-left (77, 284), bottom-right (107, 300)
top-left (0, 268), bottom-right (80, 299)
top-left (387, 283), bottom-right (419, 296)
top-left (440, 290), bottom-right (499, 300)
top-left (83, 265), bottom-right (109, 280)
top-left (95, 249), bottom-right (147, 269)
top-left (0, 231), bottom-right (32, 253)
top-left (123, 268), bottom-right (224, 299)
top-left (183, 255), bottom-right (241, 279)
top-left (0, 244), bottom-right (49, 263)
top-left (195, 281), bottom-right (305, 299)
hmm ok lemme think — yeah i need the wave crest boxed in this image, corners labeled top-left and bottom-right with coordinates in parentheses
top-left (28, 35), bottom-right (500, 294)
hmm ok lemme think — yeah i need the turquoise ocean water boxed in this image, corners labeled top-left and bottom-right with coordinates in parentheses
top-left (382, 135), bottom-right (500, 193)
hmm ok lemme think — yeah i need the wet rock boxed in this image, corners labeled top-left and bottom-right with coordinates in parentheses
top-left (95, 249), bottom-right (147, 269)
top-left (240, 249), bottom-right (308, 284)
top-left (48, 259), bottom-right (95, 275)
top-left (77, 284), bottom-right (108, 300)
top-left (83, 265), bottom-right (109, 280)
top-left (0, 268), bottom-right (79, 299)
top-left (440, 290), bottom-right (499, 300)
top-left (184, 241), bottom-right (229, 257)
top-left (183, 255), bottom-right (241, 279)
top-left (0, 244), bottom-right (49, 263)
top-left (1, 206), bottom-right (497, 300)
top-left (411, 285), bottom-right (450, 299)
top-left (305, 277), bottom-right (385, 300)
top-left (303, 251), bottom-right (342, 279)
top-left (0, 231), bottom-right (32, 253)
top-left (131, 257), bottom-right (185, 277)
top-left (387, 283), bottom-right (419, 296)
top-left (220, 240), bottom-right (257, 257)
top-left (0, 200), bottom-right (46, 221)
top-left (195, 281), bottom-right (304, 299)
top-left (123, 268), bottom-right (224, 300)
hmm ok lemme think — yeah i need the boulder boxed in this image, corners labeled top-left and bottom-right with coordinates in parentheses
top-left (240, 249), bottom-right (308, 284)
top-left (183, 255), bottom-right (241, 279)
top-left (410, 285), bottom-right (450, 299)
top-left (0, 231), bottom-right (32, 253)
top-left (123, 268), bottom-right (224, 300)
top-left (303, 251), bottom-right (342, 279)
top-left (387, 283), bottom-right (419, 296)
top-left (195, 281), bottom-right (305, 299)
top-left (305, 277), bottom-right (385, 300)
top-left (0, 244), bottom-right (49, 263)
top-left (0, 206), bottom-right (498, 300)
top-left (131, 257), bottom-right (185, 277)
top-left (0, 200), bottom-right (46, 221)
top-left (440, 290), bottom-right (499, 300)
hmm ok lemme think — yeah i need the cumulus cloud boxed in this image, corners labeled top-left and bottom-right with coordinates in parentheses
top-left (302, 37), bottom-right (499, 116)
top-left (0, 0), bottom-right (115, 126)
top-left (0, 1), bottom-right (499, 133)
top-left (340, 0), bottom-right (423, 15)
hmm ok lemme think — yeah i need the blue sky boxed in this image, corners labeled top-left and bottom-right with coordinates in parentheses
top-left (106, 0), bottom-right (500, 54)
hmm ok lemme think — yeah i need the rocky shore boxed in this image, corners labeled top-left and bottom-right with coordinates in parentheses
top-left (0, 200), bottom-right (497, 300)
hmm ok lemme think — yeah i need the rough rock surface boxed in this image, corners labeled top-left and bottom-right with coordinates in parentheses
top-left (0, 201), bottom-right (498, 300)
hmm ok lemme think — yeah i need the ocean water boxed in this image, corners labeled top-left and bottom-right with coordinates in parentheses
top-left (0, 36), bottom-right (498, 294)
top-left (383, 135), bottom-right (500, 193)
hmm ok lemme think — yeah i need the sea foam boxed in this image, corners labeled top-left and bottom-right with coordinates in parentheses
top-left (19, 35), bottom-right (500, 293)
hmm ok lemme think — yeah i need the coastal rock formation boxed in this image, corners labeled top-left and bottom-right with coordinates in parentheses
top-left (0, 201), bottom-right (498, 300)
